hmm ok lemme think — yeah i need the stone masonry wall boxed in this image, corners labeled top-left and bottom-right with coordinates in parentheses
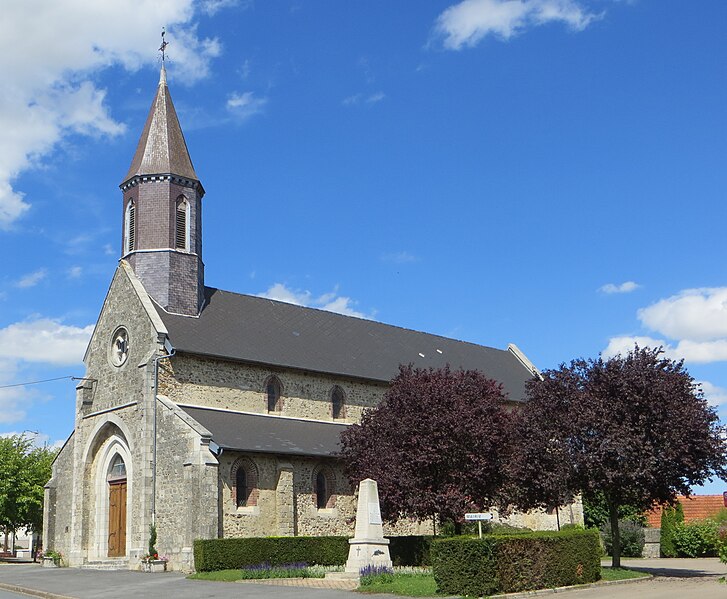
top-left (43, 434), bottom-right (76, 559)
top-left (218, 451), bottom-right (433, 539)
top-left (159, 354), bottom-right (387, 423)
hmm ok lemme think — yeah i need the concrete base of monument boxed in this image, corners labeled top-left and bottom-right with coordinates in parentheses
top-left (344, 537), bottom-right (392, 574)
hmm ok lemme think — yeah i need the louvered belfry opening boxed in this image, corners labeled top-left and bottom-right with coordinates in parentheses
top-left (175, 198), bottom-right (187, 250)
top-left (126, 201), bottom-right (135, 253)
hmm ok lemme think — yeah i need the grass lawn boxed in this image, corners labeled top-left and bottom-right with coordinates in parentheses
top-left (600, 567), bottom-right (650, 581)
top-left (358, 573), bottom-right (438, 596)
top-left (189, 566), bottom-right (649, 594)
top-left (188, 569), bottom-right (245, 582)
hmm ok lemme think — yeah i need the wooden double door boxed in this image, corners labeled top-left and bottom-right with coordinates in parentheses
top-left (107, 481), bottom-right (127, 557)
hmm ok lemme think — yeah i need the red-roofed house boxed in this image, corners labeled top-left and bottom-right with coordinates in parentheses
top-left (646, 495), bottom-right (726, 527)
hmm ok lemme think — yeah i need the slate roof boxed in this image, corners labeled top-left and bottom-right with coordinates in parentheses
top-left (158, 287), bottom-right (536, 402)
top-left (122, 65), bottom-right (198, 184)
top-left (180, 406), bottom-right (348, 457)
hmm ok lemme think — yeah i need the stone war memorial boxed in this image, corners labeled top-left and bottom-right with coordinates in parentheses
top-left (42, 61), bottom-right (583, 571)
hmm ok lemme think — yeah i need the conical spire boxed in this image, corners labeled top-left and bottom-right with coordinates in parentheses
top-left (122, 65), bottom-right (198, 183)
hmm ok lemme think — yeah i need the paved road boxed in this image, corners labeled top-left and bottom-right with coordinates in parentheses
top-left (0, 558), bottom-right (725, 599)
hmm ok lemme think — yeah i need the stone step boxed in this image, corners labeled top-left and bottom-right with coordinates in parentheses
top-left (79, 559), bottom-right (130, 571)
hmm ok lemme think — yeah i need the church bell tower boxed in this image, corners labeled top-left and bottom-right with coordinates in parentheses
top-left (119, 63), bottom-right (205, 316)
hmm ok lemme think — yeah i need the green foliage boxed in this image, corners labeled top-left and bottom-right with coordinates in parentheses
top-left (711, 508), bottom-right (727, 524)
top-left (148, 524), bottom-right (158, 557)
top-left (660, 503), bottom-right (684, 557)
top-left (388, 536), bottom-right (432, 567)
top-left (717, 524), bottom-right (727, 564)
top-left (0, 434), bottom-right (56, 533)
top-left (672, 520), bottom-right (719, 557)
top-left (600, 520), bottom-right (645, 557)
top-left (583, 491), bottom-right (646, 529)
top-left (193, 536), bottom-right (349, 572)
top-left (431, 529), bottom-right (601, 596)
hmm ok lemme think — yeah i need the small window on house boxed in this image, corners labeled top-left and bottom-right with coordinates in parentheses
top-left (313, 466), bottom-right (335, 510)
top-left (175, 197), bottom-right (189, 250)
top-left (125, 200), bottom-right (136, 253)
top-left (232, 458), bottom-right (258, 508)
top-left (331, 386), bottom-right (345, 420)
top-left (266, 376), bottom-right (282, 413)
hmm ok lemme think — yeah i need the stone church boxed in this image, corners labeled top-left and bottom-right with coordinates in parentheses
top-left (42, 66), bottom-right (582, 571)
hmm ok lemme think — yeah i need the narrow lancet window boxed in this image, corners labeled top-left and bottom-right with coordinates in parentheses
top-left (266, 376), bottom-right (282, 413)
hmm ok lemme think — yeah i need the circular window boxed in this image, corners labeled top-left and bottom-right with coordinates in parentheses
top-left (110, 327), bottom-right (129, 367)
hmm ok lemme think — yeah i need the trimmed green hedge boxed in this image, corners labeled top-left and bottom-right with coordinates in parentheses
top-left (388, 536), bottom-right (433, 566)
top-left (431, 529), bottom-right (601, 596)
top-left (193, 537), bottom-right (349, 572)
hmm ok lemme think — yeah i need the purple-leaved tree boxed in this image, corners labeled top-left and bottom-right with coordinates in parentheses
top-left (509, 347), bottom-right (727, 568)
top-left (339, 365), bottom-right (515, 533)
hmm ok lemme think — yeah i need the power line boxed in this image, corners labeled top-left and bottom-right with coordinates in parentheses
top-left (0, 376), bottom-right (80, 390)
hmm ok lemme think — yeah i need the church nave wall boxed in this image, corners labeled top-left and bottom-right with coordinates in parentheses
top-left (159, 354), bottom-right (386, 423)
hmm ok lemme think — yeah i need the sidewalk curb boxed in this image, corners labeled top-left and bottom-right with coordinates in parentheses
top-left (490, 574), bottom-right (653, 598)
top-left (0, 581), bottom-right (76, 599)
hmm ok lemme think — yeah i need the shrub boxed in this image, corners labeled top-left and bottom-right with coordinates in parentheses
top-left (359, 564), bottom-right (395, 586)
top-left (601, 520), bottom-right (645, 557)
top-left (193, 537), bottom-right (348, 572)
top-left (431, 529), bottom-right (601, 596)
top-left (660, 503), bottom-right (684, 557)
top-left (388, 536), bottom-right (432, 566)
top-left (672, 521), bottom-right (719, 557)
top-left (717, 524), bottom-right (727, 563)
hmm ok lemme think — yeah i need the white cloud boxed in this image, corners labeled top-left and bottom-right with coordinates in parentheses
top-left (226, 92), bottom-right (268, 122)
top-left (601, 336), bottom-right (667, 360)
top-left (0, 318), bottom-right (93, 366)
top-left (638, 288), bottom-right (727, 342)
top-left (15, 268), bottom-right (47, 289)
top-left (343, 92), bottom-right (386, 106)
top-left (258, 283), bottom-right (371, 319)
top-left (599, 281), bottom-right (640, 294)
top-left (67, 266), bottom-right (83, 279)
top-left (0, 0), bottom-right (226, 229)
top-left (699, 381), bottom-right (727, 409)
top-left (201, 0), bottom-right (252, 16)
top-left (603, 287), bottom-right (727, 365)
top-left (434, 0), bottom-right (601, 50)
top-left (382, 251), bottom-right (419, 264)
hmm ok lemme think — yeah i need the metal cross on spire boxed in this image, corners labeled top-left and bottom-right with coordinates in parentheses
top-left (159, 27), bottom-right (169, 62)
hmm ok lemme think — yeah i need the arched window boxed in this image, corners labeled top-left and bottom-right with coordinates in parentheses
top-left (124, 200), bottom-right (136, 254)
top-left (175, 197), bottom-right (189, 251)
top-left (231, 458), bottom-right (258, 508)
top-left (313, 466), bottom-right (335, 510)
top-left (107, 454), bottom-right (127, 482)
top-left (266, 376), bottom-right (282, 413)
top-left (331, 386), bottom-right (345, 420)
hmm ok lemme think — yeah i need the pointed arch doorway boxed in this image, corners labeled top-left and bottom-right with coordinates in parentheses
top-left (107, 455), bottom-right (127, 557)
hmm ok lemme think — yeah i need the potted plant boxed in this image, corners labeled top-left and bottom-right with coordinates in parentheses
top-left (141, 524), bottom-right (167, 573)
top-left (40, 549), bottom-right (62, 568)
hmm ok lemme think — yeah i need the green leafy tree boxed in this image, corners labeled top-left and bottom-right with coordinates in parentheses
top-left (582, 490), bottom-right (645, 529)
top-left (0, 434), bottom-right (56, 539)
top-left (659, 503), bottom-right (684, 557)
top-left (509, 347), bottom-right (727, 568)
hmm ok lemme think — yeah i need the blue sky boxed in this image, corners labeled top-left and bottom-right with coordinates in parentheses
top-left (0, 0), bottom-right (725, 494)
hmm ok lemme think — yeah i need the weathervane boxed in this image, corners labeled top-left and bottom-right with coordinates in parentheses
top-left (159, 27), bottom-right (169, 63)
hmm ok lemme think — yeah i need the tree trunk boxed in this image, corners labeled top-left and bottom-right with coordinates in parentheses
top-left (609, 502), bottom-right (621, 569)
top-left (454, 520), bottom-right (462, 535)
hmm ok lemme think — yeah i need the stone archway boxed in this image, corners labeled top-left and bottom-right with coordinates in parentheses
top-left (84, 424), bottom-right (133, 560)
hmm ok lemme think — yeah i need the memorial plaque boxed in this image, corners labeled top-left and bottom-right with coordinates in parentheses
top-left (368, 502), bottom-right (382, 525)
